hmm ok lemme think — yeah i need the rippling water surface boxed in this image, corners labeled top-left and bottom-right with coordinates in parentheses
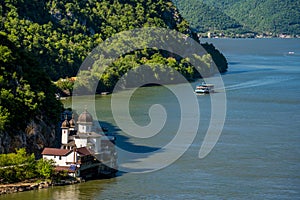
top-left (2, 38), bottom-right (300, 199)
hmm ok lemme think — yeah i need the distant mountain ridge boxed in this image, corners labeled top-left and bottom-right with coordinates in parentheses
top-left (174, 0), bottom-right (300, 37)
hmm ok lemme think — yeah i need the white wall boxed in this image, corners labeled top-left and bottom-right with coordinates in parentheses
top-left (78, 124), bottom-right (92, 133)
top-left (75, 137), bottom-right (87, 148)
top-left (61, 129), bottom-right (69, 144)
top-left (43, 153), bottom-right (76, 166)
top-left (95, 138), bottom-right (101, 153)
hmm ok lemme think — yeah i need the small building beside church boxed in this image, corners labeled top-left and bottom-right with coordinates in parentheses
top-left (41, 109), bottom-right (117, 179)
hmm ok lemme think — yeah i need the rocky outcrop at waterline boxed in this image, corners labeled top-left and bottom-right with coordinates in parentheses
top-left (0, 179), bottom-right (81, 195)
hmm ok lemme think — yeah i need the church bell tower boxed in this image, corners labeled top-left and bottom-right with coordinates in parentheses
top-left (61, 115), bottom-right (70, 144)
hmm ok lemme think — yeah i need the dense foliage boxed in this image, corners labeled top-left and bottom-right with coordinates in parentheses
top-left (174, 0), bottom-right (243, 33)
top-left (0, 32), bottom-right (62, 134)
top-left (174, 0), bottom-right (300, 36)
top-left (0, 148), bottom-right (55, 183)
top-left (1, 0), bottom-right (227, 94)
top-left (0, 0), bottom-right (228, 155)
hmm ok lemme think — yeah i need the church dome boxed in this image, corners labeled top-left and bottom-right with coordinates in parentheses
top-left (69, 114), bottom-right (76, 128)
top-left (61, 115), bottom-right (70, 128)
top-left (77, 109), bottom-right (93, 124)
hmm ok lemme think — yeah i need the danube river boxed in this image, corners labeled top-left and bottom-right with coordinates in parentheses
top-left (2, 38), bottom-right (300, 199)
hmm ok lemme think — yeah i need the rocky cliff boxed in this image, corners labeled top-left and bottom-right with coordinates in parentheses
top-left (0, 118), bottom-right (60, 157)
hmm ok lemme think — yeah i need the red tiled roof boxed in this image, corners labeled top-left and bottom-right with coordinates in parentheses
top-left (76, 147), bottom-right (93, 156)
top-left (41, 148), bottom-right (72, 156)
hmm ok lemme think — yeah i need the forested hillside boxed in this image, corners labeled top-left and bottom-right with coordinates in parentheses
top-left (1, 0), bottom-right (227, 86)
top-left (0, 0), bottom-right (227, 154)
top-left (174, 0), bottom-right (300, 37)
top-left (0, 32), bottom-right (62, 155)
top-left (174, 0), bottom-right (244, 34)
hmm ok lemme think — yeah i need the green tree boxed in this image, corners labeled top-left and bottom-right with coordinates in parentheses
top-left (0, 148), bottom-right (37, 183)
top-left (36, 158), bottom-right (55, 179)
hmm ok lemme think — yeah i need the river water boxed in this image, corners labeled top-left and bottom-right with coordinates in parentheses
top-left (2, 38), bottom-right (300, 199)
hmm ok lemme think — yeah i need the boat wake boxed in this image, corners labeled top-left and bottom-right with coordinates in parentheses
top-left (217, 76), bottom-right (294, 92)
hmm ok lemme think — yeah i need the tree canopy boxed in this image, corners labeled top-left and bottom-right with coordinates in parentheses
top-left (1, 0), bottom-right (227, 94)
top-left (0, 148), bottom-right (55, 183)
top-left (0, 32), bottom-right (62, 137)
top-left (174, 0), bottom-right (300, 36)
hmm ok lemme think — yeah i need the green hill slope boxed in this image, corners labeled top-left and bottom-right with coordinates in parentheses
top-left (224, 0), bottom-right (300, 36)
top-left (1, 0), bottom-right (227, 87)
top-left (174, 0), bottom-right (300, 37)
top-left (174, 0), bottom-right (243, 33)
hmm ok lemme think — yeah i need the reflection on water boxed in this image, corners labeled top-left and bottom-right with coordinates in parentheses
top-left (0, 179), bottom-right (117, 200)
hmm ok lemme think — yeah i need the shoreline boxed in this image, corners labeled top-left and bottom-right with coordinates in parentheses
top-left (200, 36), bottom-right (300, 39)
top-left (198, 32), bottom-right (300, 39)
top-left (0, 179), bottom-right (81, 195)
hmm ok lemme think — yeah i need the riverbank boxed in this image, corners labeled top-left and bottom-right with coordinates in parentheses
top-left (0, 179), bottom-right (81, 195)
top-left (198, 31), bottom-right (300, 39)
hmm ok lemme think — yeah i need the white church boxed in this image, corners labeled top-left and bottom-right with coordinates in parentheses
top-left (42, 109), bottom-right (117, 178)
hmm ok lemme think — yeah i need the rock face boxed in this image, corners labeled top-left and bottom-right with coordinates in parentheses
top-left (0, 117), bottom-right (60, 158)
